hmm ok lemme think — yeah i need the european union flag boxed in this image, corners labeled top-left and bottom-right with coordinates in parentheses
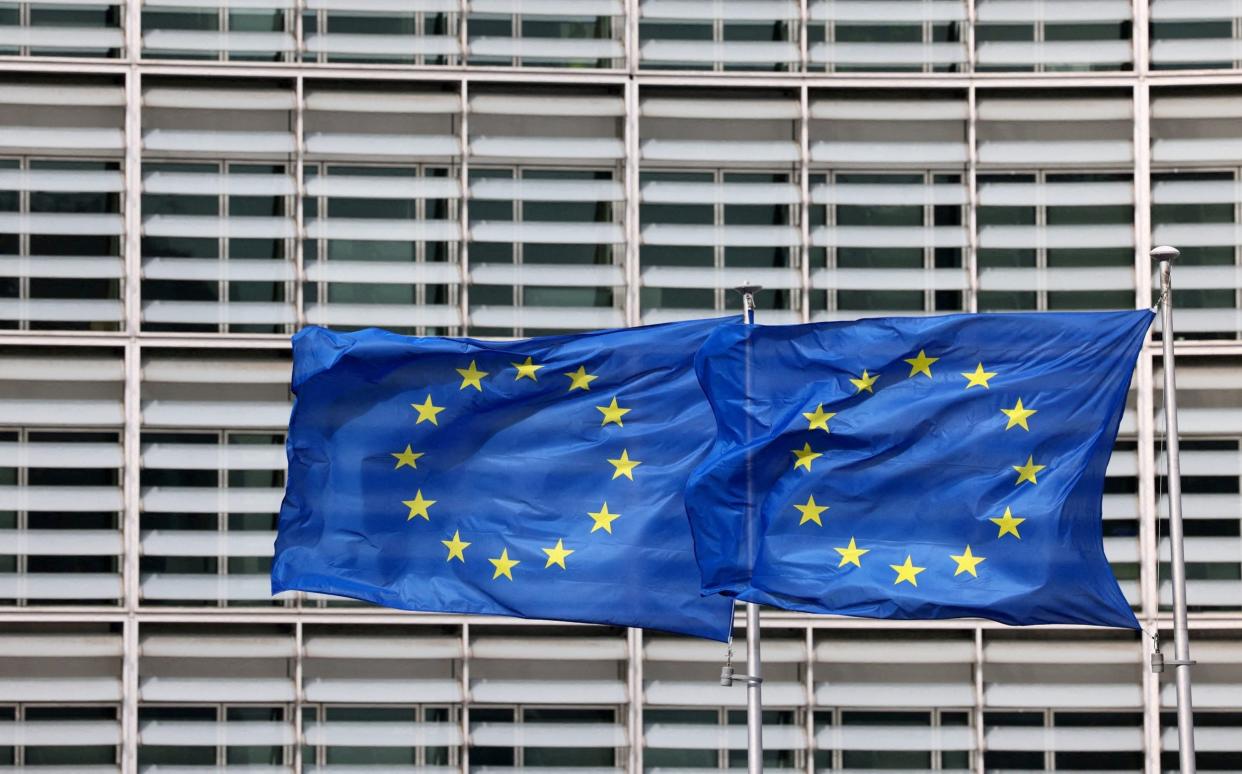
top-left (272, 319), bottom-right (735, 641)
top-left (686, 310), bottom-right (1153, 629)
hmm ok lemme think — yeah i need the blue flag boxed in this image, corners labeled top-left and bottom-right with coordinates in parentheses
top-left (686, 310), bottom-right (1153, 629)
top-left (272, 319), bottom-right (734, 641)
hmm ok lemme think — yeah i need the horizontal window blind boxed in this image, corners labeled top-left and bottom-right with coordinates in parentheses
top-left (138, 353), bottom-right (288, 605)
top-left (0, 351), bottom-right (124, 604)
top-left (306, 2), bottom-right (460, 65)
top-left (638, 0), bottom-right (800, 70)
top-left (142, 1), bottom-right (296, 60)
top-left (0, 1), bottom-right (122, 58)
top-left (808, 1), bottom-right (966, 72)
top-left (468, 0), bottom-right (623, 67)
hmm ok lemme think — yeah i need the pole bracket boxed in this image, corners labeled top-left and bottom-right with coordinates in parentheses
top-left (1151, 650), bottom-right (1196, 673)
top-left (720, 665), bottom-right (764, 686)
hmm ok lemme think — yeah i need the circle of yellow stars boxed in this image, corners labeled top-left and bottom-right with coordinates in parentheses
top-left (788, 348), bottom-right (1049, 587)
top-left (390, 355), bottom-right (643, 582)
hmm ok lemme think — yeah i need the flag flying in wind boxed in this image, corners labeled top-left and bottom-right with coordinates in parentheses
top-left (272, 319), bottom-right (735, 641)
top-left (686, 310), bottom-right (1153, 629)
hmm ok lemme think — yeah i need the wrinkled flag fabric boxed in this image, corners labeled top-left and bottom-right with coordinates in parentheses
top-left (686, 310), bottom-right (1153, 629)
top-left (273, 319), bottom-right (735, 640)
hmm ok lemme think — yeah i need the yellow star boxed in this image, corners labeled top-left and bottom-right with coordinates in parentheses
top-left (990, 506), bottom-right (1025, 539)
top-left (588, 502), bottom-right (621, 533)
top-left (391, 444), bottom-right (424, 470)
top-left (597, 397), bottom-right (631, 427)
top-left (834, 537), bottom-right (869, 568)
top-left (441, 530), bottom-right (470, 562)
top-left (794, 495), bottom-right (829, 526)
top-left (565, 366), bottom-right (598, 392)
top-left (802, 403), bottom-right (836, 433)
top-left (950, 545), bottom-right (986, 577)
top-left (792, 442), bottom-right (822, 472)
top-left (402, 490), bottom-right (436, 521)
top-left (1013, 455), bottom-right (1046, 485)
top-left (456, 360), bottom-right (488, 391)
top-left (890, 555), bottom-right (926, 587)
top-left (411, 394), bottom-right (445, 425)
top-left (512, 356), bottom-right (543, 381)
top-left (849, 369), bottom-right (879, 393)
top-left (1001, 397), bottom-right (1037, 431)
top-left (489, 548), bottom-right (519, 580)
top-left (542, 538), bottom-right (574, 569)
top-left (904, 349), bottom-right (939, 379)
top-left (961, 362), bottom-right (997, 390)
top-left (608, 449), bottom-right (641, 480)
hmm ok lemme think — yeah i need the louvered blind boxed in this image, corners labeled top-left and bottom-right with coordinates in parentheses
top-left (638, 96), bottom-right (800, 325)
top-left (139, 627), bottom-right (296, 701)
top-left (303, 625), bottom-right (464, 704)
top-left (0, 628), bottom-right (123, 703)
top-left (467, 93), bottom-right (625, 334)
top-left (1151, 93), bottom-right (1242, 338)
top-left (142, 0), bottom-right (296, 60)
top-left (467, 0), bottom-right (623, 67)
top-left (1151, 360), bottom-right (1242, 612)
top-left (1151, 0), bottom-right (1242, 69)
top-left (0, 351), bottom-right (124, 604)
top-left (138, 353), bottom-right (289, 605)
top-left (984, 636), bottom-right (1143, 709)
top-left (808, 0), bottom-right (966, 72)
top-left (303, 87), bottom-right (461, 333)
top-left (305, 0), bottom-right (461, 65)
top-left (0, 81), bottom-right (126, 330)
top-left (638, 0), bottom-right (800, 70)
top-left (974, 95), bottom-right (1135, 314)
top-left (807, 96), bottom-right (967, 322)
top-left (975, 0), bottom-right (1132, 71)
top-left (0, 0), bottom-right (123, 58)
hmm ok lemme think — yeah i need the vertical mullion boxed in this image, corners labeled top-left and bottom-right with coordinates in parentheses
top-left (17, 160), bottom-right (27, 333)
top-left (627, 626), bottom-right (642, 772)
top-left (966, 84), bottom-right (979, 314)
top-left (460, 621), bottom-right (471, 773)
top-left (294, 0), bottom-right (304, 63)
top-left (293, 75), bottom-right (306, 331)
top-left (121, 339), bottom-right (140, 774)
top-left (458, 0), bottom-right (468, 68)
top-left (1134, 78), bottom-right (1161, 773)
top-left (1134, 82), bottom-right (1154, 316)
top-left (965, 0), bottom-right (977, 74)
top-left (626, 0), bottom-right (639, 74)
top-left (124, 68), bottom-right (142, 335)
top-left (799, 83), bottom-right (811, 323)
top-left (803, 625), bottom-right (814, 774)
top-left (972, 626), bottom-right (985, 774)
top-left (458, 80), bottom-right (470, 336)
top-left (293, 618), bottom-right (304, 772)
top-left (125, 0), bottom-right (141, 61)
top-left (121, 57), bottom-right (143, 774)
top-left (624, 78), bottom-right (640, 327)
top-left (798, 0), bottom-right (808, 73)
top-left (1132, 0), bottom-right (1148, 76)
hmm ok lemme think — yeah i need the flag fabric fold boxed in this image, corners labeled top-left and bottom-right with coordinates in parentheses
top-left (685, 310), bottom-right (1153, 629)
top-left (273, 319), bottom-right (735, 641)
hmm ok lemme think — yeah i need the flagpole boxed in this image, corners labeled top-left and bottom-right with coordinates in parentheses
top-left (1151, 245), bottom-right (1197, 773)
top-left (738, 284), bottom-right (764, 774)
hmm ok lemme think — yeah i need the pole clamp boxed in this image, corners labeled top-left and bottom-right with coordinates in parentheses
top-left (1151, 650), bottom-right (1196, 673)
top-left (720, 665), bottom-right (764, 687)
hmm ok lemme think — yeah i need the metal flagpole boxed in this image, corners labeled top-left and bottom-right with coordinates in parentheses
top-left (1150, 245), bottom-right (1197, 773)
top-left (719, 284), bottom-right (765, 773)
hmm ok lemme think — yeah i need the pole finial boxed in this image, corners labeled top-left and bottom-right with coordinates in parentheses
top-left (1151, 245), bottom-right (1180, 263)
top-left (732, 284), bottom-right (763, 324)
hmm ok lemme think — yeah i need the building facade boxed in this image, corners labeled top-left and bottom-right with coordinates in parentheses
top-left (1, 1), bottom-right (1241, 771)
